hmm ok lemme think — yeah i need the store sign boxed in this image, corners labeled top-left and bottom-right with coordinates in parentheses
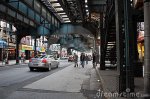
top-left (35, 46), bottom-right (45, 52)
top-left (40, 47), bottom-right (45, 52)
top-left (21, 45), bottom-right (33, 50)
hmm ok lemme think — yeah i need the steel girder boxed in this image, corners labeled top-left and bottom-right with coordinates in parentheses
top-left (53, 23), bottom-right (94, 51)
top-left (0, 0), bottom-right (61, 37)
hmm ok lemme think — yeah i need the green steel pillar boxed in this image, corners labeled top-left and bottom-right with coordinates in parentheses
top-left (115, 0), bottom-right (126, 93)
top-left (123, 0), bottom-right (134, 93)
top-left (34, 37), bottom-right (37, 56)
top-left (15, 31), bottom-right (20, 64)
top-left (100, 13), bottom-right (105, 70)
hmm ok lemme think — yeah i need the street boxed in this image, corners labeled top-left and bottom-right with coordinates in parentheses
top-left (0, 60), bottom-right (102, 99)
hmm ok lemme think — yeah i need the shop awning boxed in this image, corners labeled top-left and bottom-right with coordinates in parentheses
top-left (0, 40), bottom-right (7, 48)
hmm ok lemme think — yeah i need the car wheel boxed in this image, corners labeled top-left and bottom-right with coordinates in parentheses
top-left (29, 67), bottom-right (34, 71)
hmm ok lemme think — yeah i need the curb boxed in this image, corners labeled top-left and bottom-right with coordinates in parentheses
top-left (0, 63), bottom-right (28, 67)
top-left (95, 67), bottom-right (109, 99)
top-left (0, 63), bottom-right (16, 66)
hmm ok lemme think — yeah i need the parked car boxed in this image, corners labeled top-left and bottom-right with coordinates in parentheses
top-left (28, 55), bottom-right (59, 71)
top-left (68, 55), bottom-right (74, 62)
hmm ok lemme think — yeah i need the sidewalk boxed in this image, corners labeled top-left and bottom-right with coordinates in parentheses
top-left (0, 60), bottom-right (29, 67)
top-left (95, 65), bottom-right (144, 99)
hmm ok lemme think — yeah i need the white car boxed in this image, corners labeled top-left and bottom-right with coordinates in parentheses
top-left (28, 55), bottom-right (59, 71)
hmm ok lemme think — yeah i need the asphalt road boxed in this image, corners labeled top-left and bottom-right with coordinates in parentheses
top-left (0, 60), bottom-right (102, 99)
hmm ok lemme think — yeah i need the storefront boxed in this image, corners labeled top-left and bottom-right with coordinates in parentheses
top-left (8, 43), bottom-right (16, 60)
top-left (0, 40), bottom-right (7, 61)
top-left (20, 44), bottom-right (34, 59)
top-left (137, 31), bottom-right (144, 62)
top-left (8, 48), bottom-right (16, 60)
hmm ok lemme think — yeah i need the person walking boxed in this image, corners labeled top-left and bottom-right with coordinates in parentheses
top-left (3, 52), bottom-right (8, 65)
top-left (80, 53), bottom-right (85, 68)
top-left (85, 54), bottom-right (89, 65)
top-left (92, 52), bottom-right (97, 68)
top-left (74, 53), bottom-right (78, 67)
top-left (21, 53), bottom-right (25, 63)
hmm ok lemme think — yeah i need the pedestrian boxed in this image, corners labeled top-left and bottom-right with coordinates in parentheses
top-left (85, 54), bottom-right (89, 65)
top-left (73, 53), bottom-right (78, 67)
top-left (92, 52), bottom-right (97, 68)
top-left (3, 52), bottom-right (8, 64)
top-left (21, 53), bottom-right (25, 63)
top-left (80, 53), bottom-right (85, 68)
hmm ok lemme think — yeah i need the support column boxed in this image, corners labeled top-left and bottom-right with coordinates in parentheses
top-left (144, 0), bottom-right (150, 98)
top-left (100, 13), bottom-right (105, 70)
top-left (123, 0), bottom-right (134, 92)
top-left (15, 32), bottom-right (19, 64)
top-left (115, 0), bottom-right (126, 93)
top-left (34, 37), bottom-right (37, 56)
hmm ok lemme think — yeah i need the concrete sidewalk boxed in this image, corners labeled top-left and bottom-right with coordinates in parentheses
top-left (95, 65), bottom-right (144, 99)
top-left (0, 60), bottom-right (29, 67)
